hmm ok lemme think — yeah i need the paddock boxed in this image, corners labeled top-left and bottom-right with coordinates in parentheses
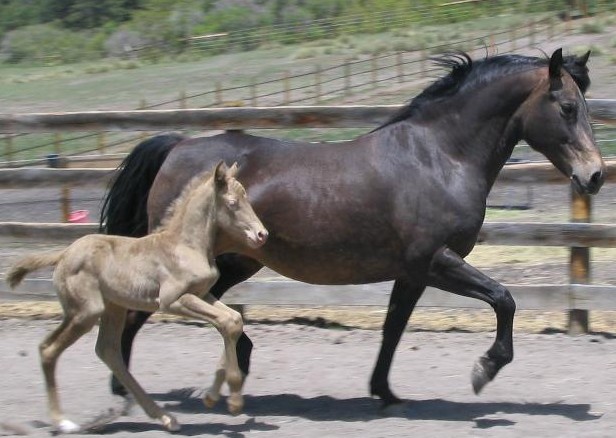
top-left (0, 318), bottom-right (613, 437)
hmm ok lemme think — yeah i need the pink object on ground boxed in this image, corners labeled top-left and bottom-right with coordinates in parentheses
top-left (68, 210), bottom-right (89, 223)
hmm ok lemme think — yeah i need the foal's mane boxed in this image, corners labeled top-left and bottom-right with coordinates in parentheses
top-left (373, 51), bottom-right (589, 132)
top-left (155, 169), bottom-right (214, 233)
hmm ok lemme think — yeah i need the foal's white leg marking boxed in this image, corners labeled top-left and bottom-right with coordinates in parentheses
top-left (39, 286), bottom-right (101, 434)
top-left (95, 301), bottom-right (180, 432)
top-left (57, 419), bottom-right (80, 433)
top-left (168, 293), bottom-right (245, 415)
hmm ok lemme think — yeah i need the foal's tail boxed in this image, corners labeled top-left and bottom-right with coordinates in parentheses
top-left (99, 133), bottom-right (187, 237)
top-left (5, 251), bottom-right (64, 289)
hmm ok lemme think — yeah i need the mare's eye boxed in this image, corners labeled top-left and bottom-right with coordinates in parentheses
top-left (228, 198), bottom-right (238, 209)
top-left (560, 102), bottom-right (577, 119)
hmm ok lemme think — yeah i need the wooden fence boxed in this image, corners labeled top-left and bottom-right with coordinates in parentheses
top-left (1, 103), bottom-right (616, 333)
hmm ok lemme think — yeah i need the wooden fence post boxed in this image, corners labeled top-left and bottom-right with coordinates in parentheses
top-left (510, 28), bottom-right (516, 52)
top-left (97, 131), bottom-right (106, 154)
top-left (397, 52), bottom-right (403, 83)
top-left (314, 65), bottom-right (321, 104)
top-left (371, 56), bottom-right (377, 87)
top-left (251, 80), bottom-right (257, 107)
top-left (215, 82), bottom-right (222, 107)
top-left (284, 71), bottom-right (290, 105)
top-left (569, 187), bottom-right (591, 335)
top-left (139, 99), bottom-right (147, 142)
top-left (179, 90), bottom-right (187, 109)
top-left (344, 60), bottom-right (351, 97)
top-left (5, 135), bottom-right (14, 167)
top-left (47, 142), bottom-right (71, 224)
top-left (529, 20), bottom-right (536, 46)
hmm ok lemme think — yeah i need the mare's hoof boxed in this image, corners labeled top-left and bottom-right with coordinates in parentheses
top-left (227, 395), bottom-right (244, 416)
top-left (203, 391), bottom-right (220, 409)
top-left (370, 387), bottom-right (403, 408)
top-left (56, 419), bottom-right (80, 434)
top-left (471, 356), bottom-right (495, 394)
top-left (379, 400), bottom-right (408, 417)
top-left (161, 414), bottom-right (181, 432)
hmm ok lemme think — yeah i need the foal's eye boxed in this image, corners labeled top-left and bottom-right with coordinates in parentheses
top-left (560, 102), bottom-right (577, 119)
top-left (228, 199), bottom-right (238, 209)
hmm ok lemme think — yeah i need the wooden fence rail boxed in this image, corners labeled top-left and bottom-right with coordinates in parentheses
top-left (1, 99), bottom-right (615, 133)
top-left (2, 221), bottom-right (616, 248)
top-left (2, 103), bottom-right (616, 331)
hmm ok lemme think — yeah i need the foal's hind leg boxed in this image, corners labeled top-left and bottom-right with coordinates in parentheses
top-left (96, 301), bottom-right (180, 432)
top-left (428, 247), bottom-right (516, 394)
top-left (40, 313), bottom-right (100, 433)
top-left (167, 293), bottom-right (245, 415)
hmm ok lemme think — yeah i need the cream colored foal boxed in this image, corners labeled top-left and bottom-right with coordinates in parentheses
top-left (6, 161), bottom-right (268, 433)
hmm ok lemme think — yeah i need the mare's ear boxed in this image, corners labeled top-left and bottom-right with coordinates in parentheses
top-left (228, 162), bottom-right (239, 178)
top-left (214, 160), bottom-right (228, 188)
top-left (549, 48), bottom-right (563, 91)
top-left (576, 50), bottom-right (591, 66)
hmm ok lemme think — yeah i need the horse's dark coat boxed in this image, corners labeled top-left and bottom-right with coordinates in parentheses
top-left (102, 50), bottom-right (604, 406)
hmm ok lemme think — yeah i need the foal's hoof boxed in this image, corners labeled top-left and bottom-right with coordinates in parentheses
top-left (203, 391), bottom-right (220, 409)
top-left (161, 414), bottom-right (181, 432)
top-left (227, 394), bottom-right (244, 416)
top-left (56, 419), bottom-right (80, 434)
top-left (471, 356), bottom-right (495, 394)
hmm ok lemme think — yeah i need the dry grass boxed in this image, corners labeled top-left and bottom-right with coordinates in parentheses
top-left (2, 301), bottom-right (615, 334)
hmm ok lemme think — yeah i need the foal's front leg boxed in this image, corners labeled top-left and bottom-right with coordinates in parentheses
top-left (166, 292), bottom-right (246, 415)
top-left (428, 247), bottom-right (516, 393)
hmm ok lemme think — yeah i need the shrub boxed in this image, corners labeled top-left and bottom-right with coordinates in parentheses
top-left (0, 24), bottom-right (100, 64)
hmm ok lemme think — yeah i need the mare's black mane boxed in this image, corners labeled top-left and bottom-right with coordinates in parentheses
top-left (374, 51), bottom-right (590, 132)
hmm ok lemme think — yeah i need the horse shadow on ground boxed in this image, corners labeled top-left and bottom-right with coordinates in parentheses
top-left (85, 387), bottom-right (600, 436)
top-left (76, 387), bottom-right (600, 435)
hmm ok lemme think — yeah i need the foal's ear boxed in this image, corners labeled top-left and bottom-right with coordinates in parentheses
top-left (228, 162), bottom-right (239, 178)
top-left (214, 160), bottom-right (228, 188)
top-left (549, 48), bottom-right (563, 91)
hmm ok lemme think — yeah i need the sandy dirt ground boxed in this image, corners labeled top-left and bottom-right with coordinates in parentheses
top-left (0, 319), bottom-right (614, 438)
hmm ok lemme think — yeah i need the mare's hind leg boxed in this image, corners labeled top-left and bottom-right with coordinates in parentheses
top-left (96, 301), bottom-right (180, 432)
top-left (112, 309), bottom-right (151, 396)
top-left (370, 278), bottom-right (426, 407)
top-left (112, 254), bottom-right (262, 396)
top-left (428, 247), bottom-right (516, 394)
top-left (167, 293), bottom-right (246, 415)
top-left (40, 312), bottom-right (100, 433)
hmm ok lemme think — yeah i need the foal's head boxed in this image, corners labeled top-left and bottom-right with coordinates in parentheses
top-left (213, 161), bottom-right (268, 249)
top-left (518, 48), bottom-right (605, 194)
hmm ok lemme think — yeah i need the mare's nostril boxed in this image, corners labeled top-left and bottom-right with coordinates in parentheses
top-left (590, 170), bottom-right (603, 186)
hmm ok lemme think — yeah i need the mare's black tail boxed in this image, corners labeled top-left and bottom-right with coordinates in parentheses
top-left (100, 133), bottom-right (187, 237)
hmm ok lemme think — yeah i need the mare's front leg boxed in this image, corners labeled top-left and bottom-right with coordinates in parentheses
top-left (370, 277), bottom-right (426, 408)
top-left (113, 309), bottom-right (152, 396)
top-left (428, 247), bottom-right (516, 393)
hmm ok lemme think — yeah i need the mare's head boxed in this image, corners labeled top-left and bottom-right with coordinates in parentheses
top-left (213, 161), bottom-right (268, 248)
top-left (518, 48), bottom-right (605, 194)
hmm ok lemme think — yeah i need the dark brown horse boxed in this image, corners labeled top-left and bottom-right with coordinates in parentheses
top-left (101, 49), bottom-right (603, 408)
